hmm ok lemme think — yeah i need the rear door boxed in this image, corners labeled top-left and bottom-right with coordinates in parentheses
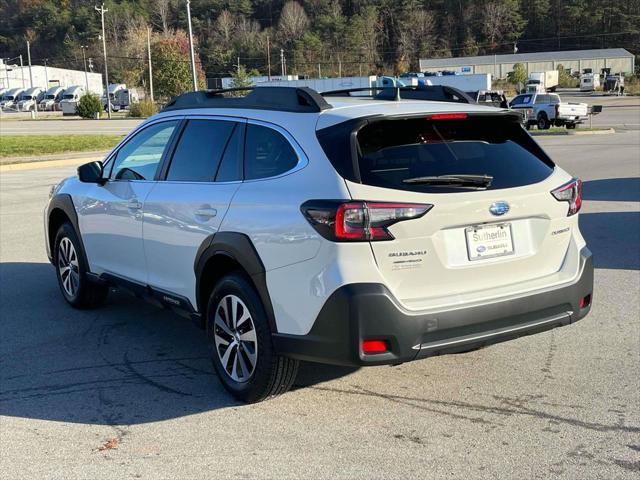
top-left (142, 116), bottom-right (245, 306)
top-left (339, 114), bottom-right (574, 309)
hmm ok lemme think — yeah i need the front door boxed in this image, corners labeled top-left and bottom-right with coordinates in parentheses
top-left (143, 117), bottom-right (245, 306)
top-left (77, 119), bottom-right (180, 283)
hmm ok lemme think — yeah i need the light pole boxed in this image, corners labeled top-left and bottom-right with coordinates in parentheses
top-left (147, 26), bottom-right (154, 102)
top-left (26, 40), bottom-right (33, 88)
top-left (186, 0), bottom-right (198, 91)
top-left (19, 54), bottom-right (25, 88)
top-left (80, 45), bottom-right (89, 92)
top-left (95, 3), bottom-right (111, 119)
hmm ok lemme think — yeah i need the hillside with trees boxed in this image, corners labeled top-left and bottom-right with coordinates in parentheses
top-left (1, 0), bottom-right (638, 97)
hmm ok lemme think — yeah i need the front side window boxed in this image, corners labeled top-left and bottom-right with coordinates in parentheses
top-left (244, 124), bottom-right (298, 180)
top-left (110, 120), bottom-right (178, 181)
top-left (166, 119), bottom-right (236, 182)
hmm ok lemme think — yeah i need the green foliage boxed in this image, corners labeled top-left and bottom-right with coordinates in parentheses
top-left (557, 64), bottom-right (578, 88)
top-left (152, 30), bottom-right (206, 100)
top-left (228, 65), bottom-right (253, 96)
top-left (129, 99), bottom-right (158, 118)
top-left (76, 94), bottom-right (103, 119)
top-left (507, 63), bottom-right (528, 86)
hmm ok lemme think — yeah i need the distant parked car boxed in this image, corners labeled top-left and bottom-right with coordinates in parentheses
top-left (510, 93), bottom-right (588, 129)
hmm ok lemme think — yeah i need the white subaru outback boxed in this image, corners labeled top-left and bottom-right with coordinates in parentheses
top-left (45, 86), bottom-right (593, 402)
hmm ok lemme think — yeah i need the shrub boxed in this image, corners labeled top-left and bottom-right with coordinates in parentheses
top-left (76, 93), bottom-right (102, 119)
top-left (129, 99), bottom-right (157, 118)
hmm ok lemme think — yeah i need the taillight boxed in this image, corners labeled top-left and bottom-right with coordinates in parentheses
top-left (551, 178), bottom-right (582, 216)
top-left (426, 113), bottom-right (468, 121)
top-left (301, 200), bottom-right (433, 241)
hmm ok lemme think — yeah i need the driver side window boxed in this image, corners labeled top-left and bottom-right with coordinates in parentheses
top-left (110, 120), bottom-right (179, 181)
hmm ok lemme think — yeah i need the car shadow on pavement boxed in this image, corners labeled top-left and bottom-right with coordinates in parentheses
top-left (0, 262), bottom-right (357, 425)
top-left (582, 177), bottom-right (640, 202)
top-left (579, 211), bottom-right (640, 270)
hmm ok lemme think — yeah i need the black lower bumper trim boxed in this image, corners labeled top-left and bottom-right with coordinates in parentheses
top-left (273, 248), bottom-right (593, 366)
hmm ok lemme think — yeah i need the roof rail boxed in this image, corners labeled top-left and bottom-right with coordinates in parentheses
top-left (161, 86), bottom-right (332, 113)
top-left (321, 85), bottom-right (473, 104)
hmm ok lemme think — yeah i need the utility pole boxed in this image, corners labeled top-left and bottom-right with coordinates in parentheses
top-left (318, 63), bottom-right (321, 79)
top-left (280, 49), bottom-right (284, 77)
top-left (43, 58), bottom-right (49, 87)
top-left (81, 45), bottom-right (89, 92)
top-left (19, 54), bottom-right (25, 88)
top-left (237, 56), bottom-right (240, 74)
top-left (283, 56), bottom-right (287, 76)
top-left (4, 59), bottom-right (11, 90)
top-left (26, 41), bottom-right (33, 88)
top-left (266, 35), bottom-right (271, 81)
top-left (186, 0), bottom-right (198, 91)
top-left (95, 3), bottom-right (111, 119)
top-left (147, 27), bottom-right (154, 102)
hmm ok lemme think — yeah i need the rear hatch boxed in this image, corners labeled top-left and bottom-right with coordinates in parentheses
top-left (317, 112), bottom-right (576, 310)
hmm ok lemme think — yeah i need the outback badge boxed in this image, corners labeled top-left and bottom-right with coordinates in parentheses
top-left (489, 201), bottom-right (510, 216)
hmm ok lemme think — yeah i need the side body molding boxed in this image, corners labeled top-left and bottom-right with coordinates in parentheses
top-left (194, 232), bottom-right (278, 332)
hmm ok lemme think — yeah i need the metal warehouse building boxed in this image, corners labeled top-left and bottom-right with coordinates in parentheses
top-left (419, 48), bottom-right (635, 79)
top-left (1, 59), bottom-right (103, 95)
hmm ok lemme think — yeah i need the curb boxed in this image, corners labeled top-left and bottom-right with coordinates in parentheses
top-left (0, 156), bottom-right (103, 172)
top-left (531, 128), bottom-right (616, 136)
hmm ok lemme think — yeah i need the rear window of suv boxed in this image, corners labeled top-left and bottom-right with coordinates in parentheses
top-left (318, 115), bottom-right (555, 193)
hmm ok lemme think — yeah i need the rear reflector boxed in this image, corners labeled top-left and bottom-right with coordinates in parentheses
top-left (362, 339), bottom-right (389, 354)
top-left (580, 294), bottom-right (591, 309)
top-left (427, 113), bottom-right (468, 120)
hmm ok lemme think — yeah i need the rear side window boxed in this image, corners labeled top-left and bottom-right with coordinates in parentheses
top-left (318, 116), bottom-right (555, 194)
top-left (244, 124), bottom-right (298, 180)
top-left (511, 94), bottom-right (533, 106)
top-left (166, 119), bottom-right (235, 182)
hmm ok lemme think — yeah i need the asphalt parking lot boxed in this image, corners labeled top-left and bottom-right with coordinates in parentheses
top-left (1, 131), bottom-right (639, 479)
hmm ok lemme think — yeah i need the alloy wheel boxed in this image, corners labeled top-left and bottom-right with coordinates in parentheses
top-left (58, 237), bottom-right (79, 297)
top-left (213, 294), bottom-right (258, 383)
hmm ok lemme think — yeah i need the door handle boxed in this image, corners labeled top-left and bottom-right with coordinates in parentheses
top-left (127, 200), bottom-right (143, 210)
top-left (194, 207), bottom-right (217, 219)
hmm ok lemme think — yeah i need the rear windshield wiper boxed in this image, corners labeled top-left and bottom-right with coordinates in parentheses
top-left (402, 174), bottom-right (493, 189)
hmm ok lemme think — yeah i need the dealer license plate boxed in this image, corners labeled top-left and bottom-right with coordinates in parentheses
top-left (465, 223), bottom-right (514, 261)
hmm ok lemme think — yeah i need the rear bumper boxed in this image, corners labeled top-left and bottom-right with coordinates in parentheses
top-left (273, 247), bottom-right (593, 366)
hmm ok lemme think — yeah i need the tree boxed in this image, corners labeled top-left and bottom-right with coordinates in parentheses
top-left (278, 2), bottom-right (310, 45)
top-left (229, 65), bottom-right (253, 95)
top-left (76, 93), bottom-right (102, 119)
top-left (151, 30), bottom-right (205, 99)
top-left (507, 62), bottom-right (528, 86)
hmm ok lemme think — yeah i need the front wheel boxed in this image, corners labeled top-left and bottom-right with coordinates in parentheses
top-left (54, 223), bottom-right (108, 309)
top-left (207, 273), bottom-right (299, 403)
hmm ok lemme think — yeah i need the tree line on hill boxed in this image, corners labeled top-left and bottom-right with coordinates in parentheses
top-left (1, 0), bottom-right (638, 99)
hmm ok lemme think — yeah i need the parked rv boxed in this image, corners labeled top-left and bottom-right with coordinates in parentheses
top-left (102, 83), bottom-right (139, 111)
top-left (16, 87), bottom-right (45, 111)
top-left (0, 88), bottom-right (26, 110)
top-left (59, 85), bottom-right (85, 115)
top-left (580, 70), bottom-right (601, 92)
top-left (39, 86), bottom-right (65, 111)
top-left (526, 71), bottom-right (559, 93)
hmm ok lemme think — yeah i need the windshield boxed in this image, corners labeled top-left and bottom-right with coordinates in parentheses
top-left (46, 95), bottom-right (55, 99)
top-left (62, 94), bottom-right (75, 99)
top-left (22, 96), bottom-right (33, 100)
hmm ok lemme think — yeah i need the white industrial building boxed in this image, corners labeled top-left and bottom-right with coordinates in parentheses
top-left (1, 59), bottom-right (103, 95)
top-left (419, 48), bottom-right (635, 79)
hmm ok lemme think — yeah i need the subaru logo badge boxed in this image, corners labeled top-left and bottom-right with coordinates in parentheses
top-left (489, 201), bottom-right (510, 216)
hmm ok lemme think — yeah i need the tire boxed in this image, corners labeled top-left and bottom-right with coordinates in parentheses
top-left (537, 113), bottom-right (550, 130)
top-left (207, 272), bottom-right (299, 403)
top-left (566, 123), bottom-right (576, 129)
top-left (54, 222), bottom-right (109, 309)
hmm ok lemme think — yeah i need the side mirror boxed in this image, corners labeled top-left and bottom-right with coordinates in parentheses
top-left (78, 161), bottom-right (105, 184)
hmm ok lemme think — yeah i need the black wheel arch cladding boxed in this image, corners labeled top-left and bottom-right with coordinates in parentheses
top-left (47, 194), bottom-right (89, 268)
top-left (195, 232), bottom-right (278, 333)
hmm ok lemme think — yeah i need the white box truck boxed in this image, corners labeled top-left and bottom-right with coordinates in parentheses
top-left (526, 71), bottom-right (559, 93)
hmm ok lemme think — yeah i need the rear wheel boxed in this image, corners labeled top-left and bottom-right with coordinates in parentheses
top-left (537, 113), bottom-right (550, 130)
top-left (207, 272), bottom-right (298, 403)
top-left (566, 123), bottom-right (577, 129)
top-left (54, 223), bottom-right (108, 309)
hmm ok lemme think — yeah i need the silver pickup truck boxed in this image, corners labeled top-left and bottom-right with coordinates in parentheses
top-left (509, 93), bottom-right (589, 130)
